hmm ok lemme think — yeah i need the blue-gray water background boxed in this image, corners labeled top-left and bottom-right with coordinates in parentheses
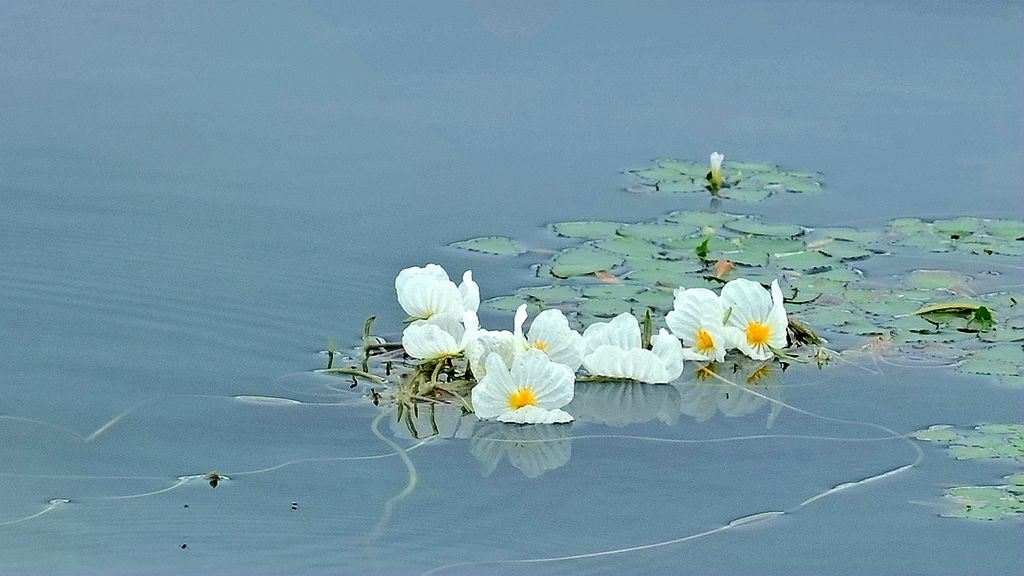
top-left (2, 2), bottom-right (1022, 574)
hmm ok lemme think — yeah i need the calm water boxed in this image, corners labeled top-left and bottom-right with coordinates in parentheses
top-left (2, 2), bottom-right (1022, 574)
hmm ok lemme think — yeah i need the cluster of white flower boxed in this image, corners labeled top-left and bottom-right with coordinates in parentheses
top-left (395, 264), bottom-right (788, 425)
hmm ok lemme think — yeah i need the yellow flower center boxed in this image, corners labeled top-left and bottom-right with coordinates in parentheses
top-left (695, 328), bottom-right (716, 354)
top-left (746, 321), bottom-right (772, 347)
top-left (508, 387), bottom-right (538, 410)
top-left (533, 340), bottom-right (549, 352)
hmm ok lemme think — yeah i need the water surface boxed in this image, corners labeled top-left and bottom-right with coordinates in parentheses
top-left (1, 2), bottom-right (1022, 574)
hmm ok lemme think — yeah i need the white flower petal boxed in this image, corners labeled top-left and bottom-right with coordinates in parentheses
top-left (396, 269), bottom-right (464, 320)
top-left (766, 280), bottom-right (789, 349)
top-left (721, 278), bottom-right (783, 360)
top-left (650, 329), bottom-right (685, 382)
top-left (498, 405), bottom-right (574, 425)
top-left (471, 355), bottom-right (517, 420)
top-left (513, 304), bottom-right (529, 339)
top-left (720, 278), bottom-right (772, 331)
top-left (395, 263), bottom-right (450, 296)
top-left (509, 349), bottom-right (575, 410)
top-left (582, 312), bottom-right (642, 354)
top-left (466, 329), bottom-right (517, 379)
top-left (583, 345), bottom-right (665, 384)
top-left (666, 287), bottom-right (731, 363)
top-left (526, 309), bottom-right (584, 371)
top-left (402, 321), bottom-right (460, 360)
top-left (459, 270), bottom-right (480, 313)
top-left (710, 152), bottom-right (724, 172)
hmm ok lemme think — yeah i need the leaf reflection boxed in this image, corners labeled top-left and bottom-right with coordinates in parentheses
top-left (389, 402), bottom-right (476, 441)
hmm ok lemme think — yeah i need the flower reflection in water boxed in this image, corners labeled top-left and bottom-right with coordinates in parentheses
top-left (675, 359), bottom-right (785, 427)
top-left (469, 422), bottom-right (572, 478)
top-left (567, 381), bottom-right (683, 427)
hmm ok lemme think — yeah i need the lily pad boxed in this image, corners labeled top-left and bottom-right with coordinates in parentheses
top-left (483, 295), bottom-right (533, 312)
top-left (549, 245), bottom-right (623, 279)
top-left (913, 423), bottom-right (1024, 462)
top-left (810, 239), bottom-right (874, 261)
top-left (520, 284), bottom-right (580, 305)
top-left (810, 227), bottom-right (883, 244)
top-left (664, 210), bottom-right (740, 228)
top-left (450, 236), bottom-right (527, 256)
top-left (551, 221), bottom-right (623, 239)
top-left (615, 221), bottom-right (701, 242)
top-left (774, 250), bottom-right (837, 273)
top-left (904, 270), bottom-right (973, 292)
top-left (958, 344), bottom-right (1023, 378)
top-left (626, 158), bottom-right (825, 202)
top-left (943, 482), bottom-right (1024, 520)
top-left (725, 219), bottom-right (805, 238)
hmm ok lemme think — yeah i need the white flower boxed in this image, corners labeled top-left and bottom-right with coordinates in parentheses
top-left (581, 313), bottom-right (684, 384)
top-left (395, 264), bottom-right (479, 321)
top-left (402, 310), bottom-right (479, 361)
top-left (719, 278), bottom-right (788, 360)
top-left (513, 304), bottom-right (584, 371)
top-left (464, 304), bottom-right (528, 379)
top-left (708, 152), bottom-right (725, 190)
top-left (465, 330), bottom-right (519, 379)
top-left (665, 287), bottom-right (740, 363)
top-left (470, 350), bottom-right (575, 424)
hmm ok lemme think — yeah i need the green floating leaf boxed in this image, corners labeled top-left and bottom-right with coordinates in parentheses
top-left (719, 186), bottom-right (771, 203)
top-left (483, 295), bottom-right (532, 312)
top-left (449, 236), bottom-right (527, 256)
top-left (581, 283), bottom-right (645, 301)
top-left (578, 296), bottom-right (634, 318)
top-left (664, 210), bottom-right (740, 228)
top-left (904, 270), bottom-right (972, 292)
top-left (914, 423), bottom-right (1024, 462)
top-left (695, 237), bottom-right (710, 260)
top-left (810, 239), bottom-right (873, 261)
top-left (616, 221), bottom-right (700, 242)
top-left (549, 245), bottom-right (623, 279)
top-left (958, 343), bottom-right (1023, 377)
top-left (626, 158), bottom-right (824, 203)
top-left (811, 227), bottom-right (883, 244)
top-left (593, 236), bottom-right (666, 259)
top-left (943, 482), bottom-right (1024, 520)
top-left (913, 301), bottom-right (988, 318)
top-left (725, 219), bottom-right (804, 238)
top-left (520, 285), bottom-right (580, 304)
top-left (551, 221), bottom-right (623, 239)
top-left (847, 289), bottom-right (926, 318)
top-left (932, 217), bottom-right (984, 237)
top-left (795, 306), bottom-right (884, 336)
top-left (912, 424), bottom-right (961, 442)
top-left (985, 219), bottom-right (1024, 240)
top-left (774, 250), bottom-right (836, 273)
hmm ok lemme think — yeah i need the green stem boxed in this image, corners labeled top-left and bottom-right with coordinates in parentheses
top-left (317, 367), bottom-right (388, 385)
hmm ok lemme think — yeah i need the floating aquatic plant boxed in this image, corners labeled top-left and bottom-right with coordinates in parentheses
top-left (913, 424), bottom-right (1024, 520)
top-left (381, 263), bottom-right (811, 425)
top-left (450, 203), bottom-right (1021, 386)
top-left (626, 156), bottom-right (823, 202)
